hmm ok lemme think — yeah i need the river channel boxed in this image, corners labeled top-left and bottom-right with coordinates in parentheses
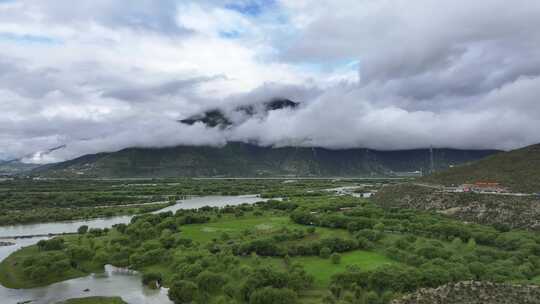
top-left (0, 195), bottom-right (266, 304)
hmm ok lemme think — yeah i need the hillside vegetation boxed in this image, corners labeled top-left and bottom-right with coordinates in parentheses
top-left (391, 281), bottom-right (540, 304)
top-left (374, 184), bottom-right (540, 231)
top-left (424, 144), bottom-right (540, 193)
top-left (32, 142), bottom-right (497, 178)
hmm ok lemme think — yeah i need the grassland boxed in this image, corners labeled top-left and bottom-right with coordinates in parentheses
top-left (180, 214), bottom-right (350, 243)
top-left (178, 215), bottom-right (396, 287)
top-left (294, 251), bottom-right (397, 286)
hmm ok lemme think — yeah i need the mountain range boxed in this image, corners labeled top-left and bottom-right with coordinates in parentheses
top-left (30, 142), bottom-right (498, 178)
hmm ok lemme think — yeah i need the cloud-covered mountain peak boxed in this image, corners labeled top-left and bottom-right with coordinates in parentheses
top-left (179, 98), bottom-right (299, 129)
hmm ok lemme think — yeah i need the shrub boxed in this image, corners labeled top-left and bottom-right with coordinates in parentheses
top-left (331, 253), bottom-right (341, 264)
top-left (249, 287), bottom-right (297, 304)
top-left (77, 225), bottom-right (89, 234)
top-left (169, 280), bottom-right (198, 304)
top-left (320, 247), bottom-right (332, 259)
top-left (142, 272), bottom-right (163, 287)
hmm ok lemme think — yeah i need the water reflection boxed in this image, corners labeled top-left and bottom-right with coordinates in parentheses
top-left (0, 265), bottom-right (173, 304)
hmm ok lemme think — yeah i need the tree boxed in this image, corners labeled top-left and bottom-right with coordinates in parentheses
top-left (373, 223), bottom-right (385, 232)
top-left (283, 255), bottom-right (291, 267)
top-left (77, 225), bottom-right (89, 234)
top-left (419, 265), bottom-right (451, 287)
top-left (28, 265), bottom-right (48, 281)
top-left (68, 245), bottom-right (94, 261)
top-left (466, 238), bottom-right (477, 251)
top-left (330, 253), bottom-right (341, 265)
top-left (365, 291), bottom-right (379, 304)
top-left (37, 238), bottom-right (64, 251)
top-left (451, 237), bottom-right (463, 249)
top-left (113, 223), bottom-right (127, 233)
top-left (469, 261), bottom-right (487, 280)
top-left (196, 271), bottom-right (227, 294)
top-left (159, 229), bottom-right (176, 249)
top-left (320, 247), bottom-right (332, 259)
top-left (249, 287), bottom-right (297, 304)
top-left (221, 232), bottom-right (231, 241)
top-left (93, 250), bottom-right (109, 265)
top-left (169, 280), bottom-right (198, 304)
top-left (142, 272), bottom-right (163, 288)
top-left (51, 258), bottom-right (71, 275)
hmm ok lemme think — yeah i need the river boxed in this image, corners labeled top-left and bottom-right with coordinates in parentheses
top-left (0, 195), bottom-right (266, 304)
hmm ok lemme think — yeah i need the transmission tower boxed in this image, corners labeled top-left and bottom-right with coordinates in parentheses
top-left (429, 146), bottom-right (435, 174)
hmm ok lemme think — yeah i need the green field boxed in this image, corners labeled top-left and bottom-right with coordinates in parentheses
top-left (294, 251), bottom-right (397, 286)
top-left (180, 215), bottom-right (350, 243)
top-left (238, 250), bottom-right (397, 287)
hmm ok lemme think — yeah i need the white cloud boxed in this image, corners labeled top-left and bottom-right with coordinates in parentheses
top-left (0, 0), bottom-right (539, 163)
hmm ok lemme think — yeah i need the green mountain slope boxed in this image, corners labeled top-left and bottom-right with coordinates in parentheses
top-left (32, 143), bottom-right (498, 178)
top-left (423, 143), bottom-right (540, 193)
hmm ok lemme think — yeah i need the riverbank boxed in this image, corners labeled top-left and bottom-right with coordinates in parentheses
top-left (0, 202), bottom-right (172, 227)
top-left (56, 296), bottom-right (127, 304)
top-left (0, 240), bottom-right (101, 289)
top-left (0, 195), bottom-right (273, 290)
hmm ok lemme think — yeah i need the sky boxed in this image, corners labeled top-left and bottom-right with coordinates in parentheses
top-left (1, 0), bottom-right (540, 163)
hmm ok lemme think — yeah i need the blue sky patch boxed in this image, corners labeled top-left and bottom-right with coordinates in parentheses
top-left (225, 0), bottom-right (275, 16)
top-left (219, 30), bottom-right (241, 39)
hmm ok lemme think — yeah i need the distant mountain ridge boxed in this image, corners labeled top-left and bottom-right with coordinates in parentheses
top-left (32, 142), bottom-right (499, 178)
top-left (179, 98), bottom-right (299, 128)
top-left (423, 143), bottom-right (540, 192)
top-left (0, 160), bottom-right (40, 175)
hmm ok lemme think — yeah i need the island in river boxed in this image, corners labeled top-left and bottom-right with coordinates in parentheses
top-left (57, 297), bottom-right (127, 304)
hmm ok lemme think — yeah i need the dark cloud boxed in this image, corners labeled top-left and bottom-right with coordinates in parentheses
top-left (0, 58), bottom-right (66, 98)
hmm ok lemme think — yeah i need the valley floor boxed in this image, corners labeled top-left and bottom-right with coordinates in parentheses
top-left (1, 179), bottom-right (540, 304)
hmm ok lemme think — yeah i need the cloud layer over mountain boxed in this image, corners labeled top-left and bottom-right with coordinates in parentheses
top-left (1, 0), bottom-right (540, 163)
